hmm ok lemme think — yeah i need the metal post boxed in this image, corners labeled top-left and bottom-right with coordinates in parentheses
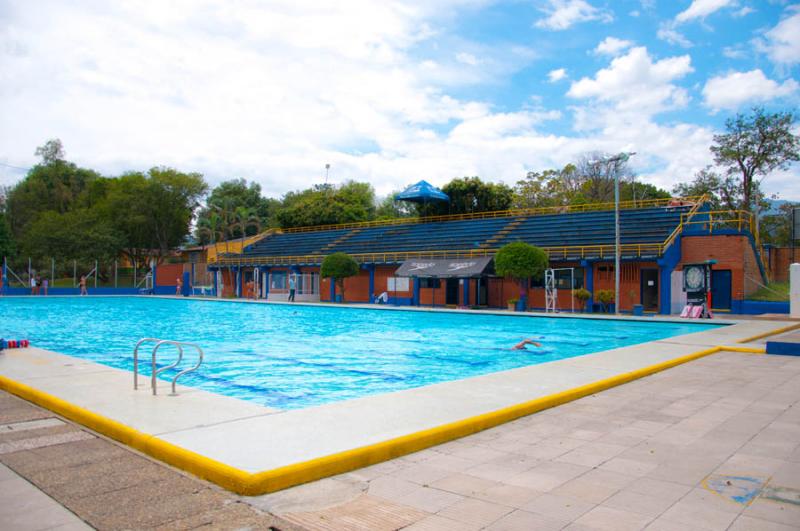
top-left (114, 260), bottom-right (118, 288)
top-left (94, 260), bottom-right (98, 288)
top-left (51, 258), bottom-right (55, 286)
top-left (73, 260), bottom-right (76, 287)
top-left (614, 170), bottom-right (620, 316)
top-left (28, 257), bottom-right (31, 284)
top-left (133, 260), bottom-right (137, 288)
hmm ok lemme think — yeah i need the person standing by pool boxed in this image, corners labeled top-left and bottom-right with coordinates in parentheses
top-left (30, 275), bottom-right (37, 295)
top-left (176, 276), bottom-right (183, 296)
top-left (79, 275), bottom-right (88, 296)
top-left (42, 277), bottom-right (48, 296)
top-left (288, 273), bottom-right (296, 302)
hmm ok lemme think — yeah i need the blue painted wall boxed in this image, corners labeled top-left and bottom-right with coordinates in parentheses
top-left (731, 300), bottom-right (790, 315)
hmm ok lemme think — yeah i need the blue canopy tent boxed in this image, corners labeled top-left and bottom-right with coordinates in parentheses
top-left (396, 180), bottom-right (450, 204)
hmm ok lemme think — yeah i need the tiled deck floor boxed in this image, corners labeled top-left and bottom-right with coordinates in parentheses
top-left (249, 351), bottom-right (800, 531)
top-left (2, 350), bottom-right (799, 530)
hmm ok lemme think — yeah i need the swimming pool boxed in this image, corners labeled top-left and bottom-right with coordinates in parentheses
top-left (0, 297), bottom-right (721, 409)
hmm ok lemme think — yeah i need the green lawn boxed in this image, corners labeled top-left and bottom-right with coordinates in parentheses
top-left (749, 281), bottom-right (789, 302)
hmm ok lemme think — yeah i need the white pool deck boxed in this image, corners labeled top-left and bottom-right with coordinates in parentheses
top-left (0, 299), bottom-right (792, 483)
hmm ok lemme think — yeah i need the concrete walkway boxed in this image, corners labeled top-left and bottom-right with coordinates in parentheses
top-left (1, 350), bottom-right (799, 529)
top-left (247, 350), bottom-right (800, 531)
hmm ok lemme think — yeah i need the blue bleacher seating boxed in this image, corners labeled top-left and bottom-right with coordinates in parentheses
top-left (239, 205), bottom-right (692, 260)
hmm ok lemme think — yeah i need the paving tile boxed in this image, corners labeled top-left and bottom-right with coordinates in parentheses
top-left (283, 494), bottom-right (427, 531)
top-left (521, 492), bottom-right (595, 521)
top-left (599, 457), bottom-right (659, 477)
top-left (367, 475), bottom-right (420, 501)
top-left (556, 442), bottom-right (628, 468)
top-left (574, 505), bottom-right (653, 531)
top-left (429, 472), bottom-right (499, 497)
top-left (485, 509), bottom-right (569, 531)
top-left (602, 488), bottom-right (679, 518)
top-left (742, 497), bottom-right (800, 527)
top-left (474, 484), bottom-right (542, 508)
top-left (437, 497), bottom-right (514, 528)
top-left (728, 514), bottom-right (800, 531)
top-left (403, 514), bottom-right (481, 531)
top-left (506, 461), bottom-right (590, 491)
top-left (393, 463), bottom-right (453, 486)
top-left (552, 476), bottom-right (621, 505)
top-left (394, 486), bottom-right (464, 513)
top-left (659, 494), bottom-right (739, 530)
top-left (624, 477), bottom-right (692, 504)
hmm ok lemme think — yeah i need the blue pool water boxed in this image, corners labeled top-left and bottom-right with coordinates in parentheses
top-left (0, 297), bottom-right (721, 409)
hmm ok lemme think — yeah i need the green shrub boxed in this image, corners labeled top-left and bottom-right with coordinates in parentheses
top-left (321, 252), bottom-right (359, 301)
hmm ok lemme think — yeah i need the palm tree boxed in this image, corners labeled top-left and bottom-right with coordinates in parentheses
top-left (233, 206), bottom-right (262, 244)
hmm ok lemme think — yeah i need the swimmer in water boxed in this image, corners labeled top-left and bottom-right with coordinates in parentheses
top-left (512, 338), bottom-right (542, 350)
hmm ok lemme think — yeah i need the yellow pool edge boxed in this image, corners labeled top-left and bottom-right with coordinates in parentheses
top-left (0, 331), bottom-right (787, 496)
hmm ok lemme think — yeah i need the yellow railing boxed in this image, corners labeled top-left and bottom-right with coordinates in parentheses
top-left (279, 196), bottom-right (705, 234)
top-left (208, 196), bottom-right (715, 266)
top-left (211, 243), bottom-right (668, 267)
top-left (205, 229), bottom-right (281, 263)
top-left (661, 194), bottom-right (708, 251)
top-left (680, 209), bottom-right (754, 234)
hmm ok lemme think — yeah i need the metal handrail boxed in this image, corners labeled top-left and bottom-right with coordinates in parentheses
top-left (150, 340), bottom-right (204, 395)
top-left (133, 337), bottom-right (162, 390)
top-left (277, 196), bottom-right (705, 234)
top-left (169, 344), bottom-right (204, 396)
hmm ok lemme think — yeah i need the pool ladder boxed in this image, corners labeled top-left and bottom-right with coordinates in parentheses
top-left (133, 338), bottom-right (205, 396)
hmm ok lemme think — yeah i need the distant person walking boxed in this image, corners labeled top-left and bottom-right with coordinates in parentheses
top-left (288, 274), bottom-right (296, 302)
top-left (176, 276), bottom-right (183, 296)
top-left (30, 275), bottom-right (38, 295)
top-left (79, 275), bottom-right (88, 296)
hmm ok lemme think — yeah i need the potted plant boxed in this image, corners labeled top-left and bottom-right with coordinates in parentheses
top-left (574, 288), bottom-right (591, 312)
top-left (507, 298), bottom-right (519, 311)
top-left (630, 289), bottom-right (644, 316)
top-left (596, 289), bottom-right (615, 313)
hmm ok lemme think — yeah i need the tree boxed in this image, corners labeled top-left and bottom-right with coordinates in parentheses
top-left (710, 107), bottom-right (800, 211)
top-left (100, 167), bottom-right (207, 267)
top-left (34, 139), bottom-right (65, 165)
top-left (494, 242), bottom-right (548, 310)
top-left (760, 202), bottom-right (797, 246)
top-left (0, 212), bottom-right (14, 259)
top-left (6, 156), bottom-right (100, 237)
top-left (195, 178), bottom-right (278, 243)
top-left (375, 192), bottom-right (416, 219)
top-left (20, 209), bottom-right (123, 268)
top-left (672, 166), bottom-right (744, 211)
top-left (276, 181), bottom-right (376, 228)
top-left (422, 177), bottom-right (513, 216)
top-left (321, 252), bottom-right (359, 301)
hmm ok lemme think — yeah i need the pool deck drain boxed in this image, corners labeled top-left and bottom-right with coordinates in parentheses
top-left (0, 315), bottom-right (795, 497)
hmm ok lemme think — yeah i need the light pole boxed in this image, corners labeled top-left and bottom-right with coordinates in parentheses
top-left (324, 163), bottom-right (330, 186)
top-left (591, 152), bottom-right (635, 315)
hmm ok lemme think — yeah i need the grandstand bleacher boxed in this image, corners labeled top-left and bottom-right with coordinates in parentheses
top-left (233, 204), bottom-right (694, 263)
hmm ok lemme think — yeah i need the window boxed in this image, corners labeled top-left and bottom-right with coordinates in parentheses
top-left (270, 271), bottom-right (287, 290)
top-left (419, 278), bottom-right (441, 289)
top-left (388, 277), bottom-right (410, 291)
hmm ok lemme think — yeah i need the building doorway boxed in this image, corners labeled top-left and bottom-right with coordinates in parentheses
top-left (711, 269), bottom-right (732, 310)
top-left (640, 269), bottom-right (659, 310)
top-left (445, 278), bottom-right (459, 305)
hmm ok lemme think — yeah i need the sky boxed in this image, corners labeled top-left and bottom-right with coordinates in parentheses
top-left (1, 0), bottom-right (799, 200)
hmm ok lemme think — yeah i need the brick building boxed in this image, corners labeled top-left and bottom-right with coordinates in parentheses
top-left (209, 198), bottom-right (768, 315)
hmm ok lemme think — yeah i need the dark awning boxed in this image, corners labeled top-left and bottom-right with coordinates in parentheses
top-left (395, 256), bottom-right (493, 278)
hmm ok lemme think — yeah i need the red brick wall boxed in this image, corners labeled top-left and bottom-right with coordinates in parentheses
top-left (680, 235), bottom-right (752, 300)
top-left (156, 263), bottom-right (183, 287)
top-left (768, 247), bottom-right (799, 282)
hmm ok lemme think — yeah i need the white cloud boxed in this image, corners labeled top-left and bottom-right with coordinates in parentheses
top-left (657, 25), bottom-right (693, 48)
top-left (547, 68), bottom-right (567, 82)
top-left (722, 46), bottom-right (747, 59)
top-left (702, 69), bottom-right (799, 111)
top-left (755, 7), bottom-right (800, 68)
top-left (675, 0), bottom-right (735, 24)
top-left (568, 47), bottom-right (693, 116)
top-left (733, 6), bottom-right (755, 18)
top-left (534, 0), bottom-right (613, 31)
top-left (455, 52), bottom-right (479, 66)
top-left (594, 37), bottom-right (634, 56)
